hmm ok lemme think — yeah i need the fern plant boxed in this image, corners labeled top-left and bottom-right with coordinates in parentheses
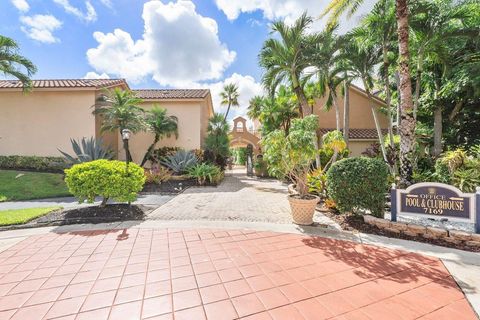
top-left (59, 137), bottom-right (114, 163)
top-left (160, 150), bottom-right (198, 174)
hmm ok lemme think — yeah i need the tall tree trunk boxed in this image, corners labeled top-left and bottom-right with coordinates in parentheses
top-left (396, 0), bottom-right (416, 187)
top-left (293, 81), bottom-right (321, 168)
top-left (293, 85), bottom-right (311, 116)
top-left (331, 88), bottom-right (341, 131)
top-left (140, 135), bottom-right (160, 167)
top-left (448, 100), bottom-right (464, 121)
top-left (364, 82), bottom-right (389, 165)
top-left (412, 47), bottom-right (425, 120)
top-left (394, 72), bottom-right (401, 134)
top-left (343, 79), bottom-right (350, 148)
top-left (433, 106), bottom-right (443, 157)
top-left (224, 102), bottom-right (232, 121)
top-left (383, 44), bottom-right (398, 176)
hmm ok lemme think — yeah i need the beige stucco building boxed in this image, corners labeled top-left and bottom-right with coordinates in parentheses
top-left (232, 84), bottom-right (389, 157)
top-left (0, 79), bottom-right (214, 164)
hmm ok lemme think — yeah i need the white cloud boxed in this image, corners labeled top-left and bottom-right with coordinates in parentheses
top-left (200, 73), bottom-right (264, 123)
top-left (99, 0), bottom-right (112, 8)
top-left (11, 0), bottom-right (29, 12)
top-left (214, 0), bottom-right (376, 33)
top-left (53, 0), bottom-right (97, 22)
top-left (20, 14), bottom-right (62, 44)
top-left (86, 0), bottom-right (236, 87)
top-left (83, 71), bottom-right (110, 79)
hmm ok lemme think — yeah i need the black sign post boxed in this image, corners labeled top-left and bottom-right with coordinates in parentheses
top-left (391, 183), bottom-right (479, 234)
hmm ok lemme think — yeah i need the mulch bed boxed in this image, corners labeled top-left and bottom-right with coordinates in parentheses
top-left (319, 205), bottom-right (480, 253)
top-left (0, 204), bottom-right (155, 231)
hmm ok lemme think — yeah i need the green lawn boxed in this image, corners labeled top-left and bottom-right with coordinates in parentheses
top-left (0, 170), bottom-right (71, 201)
top-left (0, 207), bottom-right (61, 226)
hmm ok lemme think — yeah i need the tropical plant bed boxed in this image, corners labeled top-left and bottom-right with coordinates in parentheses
top-left (142, 176), bottom-right (223, 194)
top-left (0, 204), bottom-right (155, 231)
top-left (320, 207), bottom-right (480, 252)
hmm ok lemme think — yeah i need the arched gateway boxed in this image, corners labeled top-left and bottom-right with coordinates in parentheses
top-left (229, 116), bottom-right (261, 154)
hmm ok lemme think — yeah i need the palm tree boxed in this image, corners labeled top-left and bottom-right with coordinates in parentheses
top-left (357, 0), bottom-right (397, 151)
top-left (0, 35), bottom-right (37, 90)
top-left (322, 0), bottom-right (416, 185)
top-left (311, 27), bottom-right (345, 131)
top-left (247, 95), bottom-right (264, 120)
top-left (140, 106), bottom-right (178, 167)
top-left (205, 113), bottom-right (230, 168)
top-left (259, 13), bottom-right (314, 117)
top-left (342, 39), bottom-right (390, 166)
top-left (220, 83), bottom-right (239, 121)
top-left (93, 88), bottom-right (145, 162)
top-left (410, 0), bottom-right (475, 121)
top-left (259, 13), bottom-right (320, 166)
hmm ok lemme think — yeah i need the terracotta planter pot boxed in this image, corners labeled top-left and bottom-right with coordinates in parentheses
top-left (288, 194), bottom-right (319, 225)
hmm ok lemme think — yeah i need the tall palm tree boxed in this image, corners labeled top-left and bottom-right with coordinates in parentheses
top-left (220, 83), bottom-right (239, 121)
top-left (140, 106), bottom-right (178, 167)
top-left (322, 0), bottom-right (416, 185)
top-left (93, 88), bottom-right (145, 162)
top-left (342, 39), bottom-right (390, 166)
top-left (311, 27), bottom-right (345, 131)
top-left (410, 0), bottom-right (475, 120)
top-left (247, 95), bottom-right (264, 120)
top-left (259, 13), bottom-right (314, 117)
top-left (259, 13), bottom-right (320, 166)
top-left (0, 35), bottom-right (37, 90)
top-left (357, 0), bottom-right (397, 151)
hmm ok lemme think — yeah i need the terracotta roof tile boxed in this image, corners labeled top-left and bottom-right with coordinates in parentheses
top-left (319, 128), bottom-right (388, 140)
top-left (133, 89), bottom-right (210, 100)
top-left (0, 79), bottom-right (127, 89)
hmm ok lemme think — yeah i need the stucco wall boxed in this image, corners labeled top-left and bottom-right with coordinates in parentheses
top-left (118, 100), bottom-right (203, 163)
top-left (349, 140), bottom-right (375, 157)
top-left (0, 89), bottom-right (96, 156)
top-left (314, 87), bottom-right (389, 129)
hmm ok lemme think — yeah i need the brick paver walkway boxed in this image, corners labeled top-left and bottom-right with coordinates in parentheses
top-left (0, 228), bottom-right (476, 320)
top-left (148, 168), bottom-right (336, 227)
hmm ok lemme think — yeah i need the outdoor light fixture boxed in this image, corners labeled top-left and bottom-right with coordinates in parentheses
top-left (122, 129), bottom-right (131, 141)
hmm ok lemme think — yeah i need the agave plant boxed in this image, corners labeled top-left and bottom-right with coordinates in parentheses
top-left (59, 137), bottom-right (114, 163)
top-left (160, 150), bottom-right (198, 174)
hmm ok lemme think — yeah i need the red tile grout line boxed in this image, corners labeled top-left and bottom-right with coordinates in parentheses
top-left (139, 229), bottom-right (156, 320)
top-left (5, 232), bottom-right (94, 317)
top-left (1, 228), bottom-right (465, 320)
top-left (48, 230), bottom-right (121, 320)
top-left (412, 295), bottom-right (474, 320)
top-left (103, 228), bottom-right (143, 320)
top-left (4, 231), bottom-right (97, 318)
top-left (44, 230), bottom-right (132, 319)
top-left (174, 229), bottom-right (207, 319)
top-left (227, 260), bottom-right (453, 319)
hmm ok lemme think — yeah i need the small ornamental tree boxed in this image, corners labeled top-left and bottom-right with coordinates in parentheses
top-left (326, 157), bottom-right (389, 217)
top-left (262, 115), bottom-right (319, 197)
top-left (65, 160), bottom-right (145, 206)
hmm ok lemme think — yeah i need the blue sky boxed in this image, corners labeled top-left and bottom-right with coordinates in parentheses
top-left (1, 0), bottom-right (373, 117)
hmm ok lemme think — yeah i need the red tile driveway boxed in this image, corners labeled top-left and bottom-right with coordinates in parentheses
top-left (0, 228), bottom-right (476, 320)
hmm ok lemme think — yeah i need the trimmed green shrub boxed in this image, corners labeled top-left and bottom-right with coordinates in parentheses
top-left (187, 163), bottom-right (222, 185)
top-left (65, 160), bottom-right (145, 206)
top-left (326, 157), bottom-right (389, 217)
top-left (0, 155), bottom-right (68, 172)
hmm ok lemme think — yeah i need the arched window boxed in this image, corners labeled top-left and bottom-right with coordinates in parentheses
top-left (236, 121), bottom-right (244, 132)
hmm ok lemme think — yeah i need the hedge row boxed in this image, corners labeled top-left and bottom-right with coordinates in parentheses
top-left (0, 156), bottom-right (69, 173)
